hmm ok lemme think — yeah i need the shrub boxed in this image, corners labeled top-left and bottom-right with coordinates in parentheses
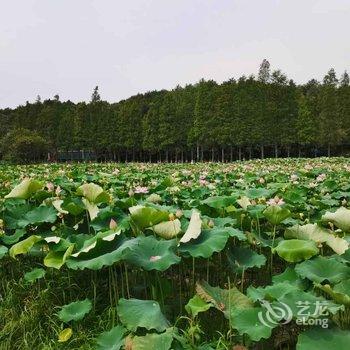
top-left (0, 128), bottom-right (49, 163)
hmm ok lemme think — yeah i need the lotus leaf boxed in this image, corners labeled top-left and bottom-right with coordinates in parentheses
top-left (24, 267), bottom-right (46, 283)
top-left (5, 179), bottom-right (42, 199)
top-left (117, 298), bottom-right (169, 332)
top-left (124, 236), bottom-right (180, 271)
top-left (96, 325), bottom-right (126, 350)
top-left (58, 299), bottom-right (92, 322)
top-left (179, 210), bottom-right (202, 243)
top-left (295, 256), bottom-right (350, 284)
top-left (274, 239), bottom-right (319, 262)
top-left (263, 205), bottom-right (291, 225)
top-left (322, 207), bottom-right (350, 232)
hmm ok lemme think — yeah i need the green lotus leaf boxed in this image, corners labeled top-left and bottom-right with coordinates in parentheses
top-left (322, 207), bottom-right (350, 232)
top-left (124, 236), bottom-right (180, 271)
top-left (24, 267), bottom-right (46, 283)
top-left (146, 193), bottom-right (162, 203)
top-left (0, 245), bottom-right (8, 259)
top-left (185, 295), bottom-right (212, 317)
top-left (153, 219), bottom-right (181, 239)
top-left (179, 210), bottom-right (202, 243)
top-left (117, 298), bottom-right (169, 332)
top-left (285, 223), bottom-right (348, 255)
top-left (3, 201), bottom-right (32, 229)
top-left (5, 179), bottom-right (42, 199)
top-left (179, 228), bottom-right (229, 258)
top-left (276, 289), bottom-right (342, 318)
top-left (196, 281), bottom-right (253, 318)
top-left (272, 267), bottom-right (306, 289)
top-left (245, 188), bottom-right (275, 199)
top-left (274, 239), bottom-right (319, 262)
top-left (230, 307), bottom-right (274, 341)
top-left (129, 205), bottom-right (169, 229)
top-left (66, 234), bottom-right (135, 270)
top-left (296, 327), bottom-right (350, 350)
top-left (96, 325), bottom-right (126, 350)
top-left (202, 196), bottom-right (236, 209)
top-left (220, 227), bottom-right (246, 240)
top-left (334, 279), bottom-right (350, 295)
top-left (18, 205), bottom-right (58, 227)
top-left (58, 328), bottom-right (73, 343)
top-left (44, 245), bottom-right (74, 269)
top-left (2, 228), bottom-right (26, 245)
top-left (227, 246), bottom-right (266, 273)
top-left (314, 283), bottom-right (350, 306)
top-left (263, 205), bottom-right (291, 225)
top-left (58, 299), bottom-right (92, 323)
top-left (247, 282), bottom-right (300, 302)
top-left (131, 328), bottom-right (173, 350)
top-left (77, 183), bottom-right (110, 204)
top-left (295, 256), bottom-right (350, 284)
top-left (9, 235), bottom-right (42, 258)
top-left (61, 197), bottom-right (86, 216)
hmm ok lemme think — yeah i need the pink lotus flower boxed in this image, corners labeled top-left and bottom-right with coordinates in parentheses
top-left (46, 182), bottom-right (54, 192)
top-left (290, 174), bottom-right (298, 182)
top-left (134, 186), bottom-right (149, 194)
top-left (316, 173), bottom-right (326, 182)
top-left (199, 179), bottom-right (209, 186)
top-left (266, 196), bottom-right (285, 206)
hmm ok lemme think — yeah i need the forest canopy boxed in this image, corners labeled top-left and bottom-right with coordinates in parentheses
top-left (1, 60), bottom-right (350, 162)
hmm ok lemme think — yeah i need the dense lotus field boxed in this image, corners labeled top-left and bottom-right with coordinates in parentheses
top-left (1, 158), bottom-right (350, 349)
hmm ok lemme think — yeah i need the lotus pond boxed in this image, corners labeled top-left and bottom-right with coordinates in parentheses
top-left (1, 158), bottom-right (350, 349)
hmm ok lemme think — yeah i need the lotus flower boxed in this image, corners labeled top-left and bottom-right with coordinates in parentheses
top-left (266, 196), bottom-right (285, 206)
top-left (134, 186), bottom-right (149, 194)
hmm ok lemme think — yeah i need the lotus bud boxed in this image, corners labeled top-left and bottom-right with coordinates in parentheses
top-left (46, 182), bottom-right (54, 192)
top-left (342, 199), bottom-right (347, 206)
top-left (128, 189), bottom-right (134, 197)
top-left (55, 186), bottom-right (62, 196)
top-left (109, 219), bottom-right (117, 230)
top-left (208, 219), bottom-right (214, 228)
top-left (169, 213), bottom-right (175, 221)
top-left (175, 209), bottom-right (183, 218)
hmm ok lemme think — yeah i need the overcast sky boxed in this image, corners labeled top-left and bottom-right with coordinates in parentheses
top-left (1, 0), bottom-right (350, 108)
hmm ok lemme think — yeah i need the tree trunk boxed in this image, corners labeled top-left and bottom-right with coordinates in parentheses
top-left (201, 146), bottom-right (204, 162)
top-left (221, 148), bottom-right (224, 162)
top-left (191, 149), bottom-right (194, 163)
top-left (274, 144), bottom-right (278, 158)
top-left (248, 147), bottom-right (252, 160)
top-left (327, 144), bottom-right (331, 157)
top-left (230, 146), bottom-right (233, 162)
top-left (211, 147), bottom-right (214, 162)
top-left (165, 150), bottom-right (169, 162)
top-left (238, 146), bottom-right (242, 161)
top-left (196, 144), bottom-right (200, 161)
top-left (260, 145), bottom-right (264, 159)
top-left (287, 146), bottom-right (290, 158)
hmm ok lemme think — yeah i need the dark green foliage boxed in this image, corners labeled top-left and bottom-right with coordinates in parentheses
top-left (1, 63), bottom-right (350, 162)
top-left (0, 128), bottom-right (48, 163)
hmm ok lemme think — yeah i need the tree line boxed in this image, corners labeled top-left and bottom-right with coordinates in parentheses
top-left (1, 60), bottom-right (350, 162)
